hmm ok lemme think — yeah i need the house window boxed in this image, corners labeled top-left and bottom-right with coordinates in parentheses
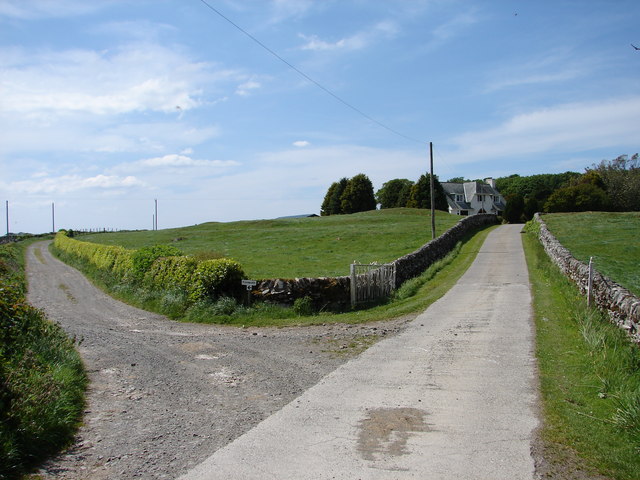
top-left (477, 194), bottom-right (484, 201)
top-left (456, 194), bottom-right (463, 202)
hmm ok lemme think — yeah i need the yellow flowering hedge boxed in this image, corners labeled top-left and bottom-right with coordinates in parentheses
top-left (54, 232), bottom-right (245, 301)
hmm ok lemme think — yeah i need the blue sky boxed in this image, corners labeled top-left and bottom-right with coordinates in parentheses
top-left (1, 0), bottom-right (639, 233)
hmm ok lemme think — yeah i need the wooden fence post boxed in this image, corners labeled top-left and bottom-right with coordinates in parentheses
top-left (350, 263), bottom-right (356, 308)
top-left (587, 256), bottom-right (594, 307)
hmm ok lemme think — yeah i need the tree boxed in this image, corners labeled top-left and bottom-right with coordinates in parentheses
top-left (446, 176), bottom-right (468, 183)
top-left (406, 174), bottom-right (448, 210)
top-left (320, 182), bottom-right (337, 216)
top-left (590, 154), bottom-right (640, 211)
top-left (503, 194), bottom-right (524, 223)
top-left (523, 196), bottom-right (540, 221)
top-left (375, 179), bottom-right (414, 209)
top-left (543, 173), bottom-right (611, 213)
top-left (544, 184), bottom-right (610, 212)
top-left (495, 172), bottom-right (580, 207)
top-left (340, 174), bottom-right (377, 214)
top-left (320, 177), bottom-right (348, 216)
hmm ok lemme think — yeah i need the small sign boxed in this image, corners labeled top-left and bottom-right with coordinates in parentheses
top-left (241, 279), bottom-right (257, 287)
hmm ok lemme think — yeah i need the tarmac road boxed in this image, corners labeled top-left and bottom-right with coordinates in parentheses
top-left (179, 224), bottom-right (539, 480)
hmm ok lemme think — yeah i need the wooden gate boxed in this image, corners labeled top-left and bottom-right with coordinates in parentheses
top-left (350, 262), bottom-right (396, 307)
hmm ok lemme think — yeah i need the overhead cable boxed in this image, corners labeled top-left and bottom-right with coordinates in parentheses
top-left (198, 0), bottom-right (428, 145)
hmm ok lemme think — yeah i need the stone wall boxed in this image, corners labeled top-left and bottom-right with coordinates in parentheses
top-left (533, 213), bottom-right (640, 338)
top-left (253, 213), bottom-right (499, 310)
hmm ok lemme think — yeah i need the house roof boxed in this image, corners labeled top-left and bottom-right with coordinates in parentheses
top-left (442, 180), bottom-right (505, 212)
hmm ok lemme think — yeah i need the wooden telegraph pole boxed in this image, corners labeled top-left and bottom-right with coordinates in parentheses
top-left (430, 142), bottom-right (435, 240)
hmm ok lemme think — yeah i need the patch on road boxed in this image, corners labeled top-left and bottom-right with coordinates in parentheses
top-left (58, 282), bottom-right (77, 303)
top-left (357, 407), bottom-right (431, 461)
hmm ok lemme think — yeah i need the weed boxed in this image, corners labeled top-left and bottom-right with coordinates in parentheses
top-left (293, 296), bottom-right (314, 316)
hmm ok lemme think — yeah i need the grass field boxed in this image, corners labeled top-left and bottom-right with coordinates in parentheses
top-left (80, 209), bottom-right (460, 279)
top-left (543, 212), bottom-right (640, 296)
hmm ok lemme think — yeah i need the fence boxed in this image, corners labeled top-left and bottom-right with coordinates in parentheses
top-left (350, 262), bottom-right (396, 307)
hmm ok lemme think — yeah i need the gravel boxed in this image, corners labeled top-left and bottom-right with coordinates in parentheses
top-left (25, 241), bottom-right (410, 480)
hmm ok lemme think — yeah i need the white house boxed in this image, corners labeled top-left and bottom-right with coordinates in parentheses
top-left (442, 178), bottom-right (506, 216)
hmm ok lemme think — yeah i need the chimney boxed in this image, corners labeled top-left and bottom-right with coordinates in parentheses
top-left (484, 177), bottom-right (496, 189)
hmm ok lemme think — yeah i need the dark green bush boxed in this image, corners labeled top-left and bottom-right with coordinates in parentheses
top-left (190, 258), bottom-right (245, 302)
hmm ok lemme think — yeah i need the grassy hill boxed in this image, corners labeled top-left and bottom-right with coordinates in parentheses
top-left (543, 212), bottom-right (640, 296)
top-left (80, 209), bottom-right (461, 279)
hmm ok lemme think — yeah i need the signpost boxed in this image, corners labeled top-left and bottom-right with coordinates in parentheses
top-left (241, 279), bottom-right (257, 306)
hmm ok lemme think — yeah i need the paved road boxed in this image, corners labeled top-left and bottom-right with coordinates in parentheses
top-left (179, 224), bottom-right (538, 480)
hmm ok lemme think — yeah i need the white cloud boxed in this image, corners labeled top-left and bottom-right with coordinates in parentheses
top-left (268, 0), bottom-right (315, 23)
top-left (484, 49), bottom-right (592, 92)
top-left (293, 140), bottom-right (310, 147)
top-left (0, 44), bottom-right (239, 116)
top-left (235, 80), bottom-right (262, 96)
top-left (7, 174), bottom-right (144, 195)
top-left (0, 0), bottom-right (111, 19)
top-left (299, 21), bottom-right (398, 52)
top-left (133, 154), bottom-right (240, 169)
top-left (448, 96), bottom-right (640, 163)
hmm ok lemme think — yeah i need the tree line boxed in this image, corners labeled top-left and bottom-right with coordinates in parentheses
top-left (320, 154), bottom-right (640, 221)
top-left (320, 173), bottom-right (448, 216)
top-left (500, 154), bottom-right (640, 222)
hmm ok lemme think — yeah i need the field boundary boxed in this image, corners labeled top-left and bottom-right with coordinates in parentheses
top-left (254, 214), bottom-right (499, 308)
top-left (533, 213), bottom-right (640, 338)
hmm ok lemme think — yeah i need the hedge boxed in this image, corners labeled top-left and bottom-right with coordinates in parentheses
top-left (54, 232), bottom-right (245, 301)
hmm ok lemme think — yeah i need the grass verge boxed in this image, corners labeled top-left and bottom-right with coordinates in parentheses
top-left (52, 224), bottom-right (497, 327)
top-left (523, 224), bottom-right (640, 479)
top-left (0, 239), bottom-right (87, 479)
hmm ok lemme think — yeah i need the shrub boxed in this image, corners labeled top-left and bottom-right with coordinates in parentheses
top-left (190, 258), bottom-right (245, 302)
top-left (144, 255), bottom-right (198, 292)
top-left (131, 244), bottom-right (183, 279)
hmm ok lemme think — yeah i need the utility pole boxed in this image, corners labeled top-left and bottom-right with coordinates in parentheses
top-left (430, 142), bottom-right (436, 240)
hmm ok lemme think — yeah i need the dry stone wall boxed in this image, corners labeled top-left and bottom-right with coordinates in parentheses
top-left (253, 213), bottom-right (499, 310)
top-left (533, 213), bottom-right (640, 339)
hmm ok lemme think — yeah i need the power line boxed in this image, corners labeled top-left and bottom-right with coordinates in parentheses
top-left (198, 0), bottom-right (428, 145)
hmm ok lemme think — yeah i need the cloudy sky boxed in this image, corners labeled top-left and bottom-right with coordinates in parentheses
top-left (1, 0), bottom-right (639, 233)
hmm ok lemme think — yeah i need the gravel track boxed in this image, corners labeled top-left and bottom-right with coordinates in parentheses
top-left (26, 241), bottom-right (409, 479)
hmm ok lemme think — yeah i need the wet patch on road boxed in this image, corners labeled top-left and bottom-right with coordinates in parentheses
top-left (357, 407), bottom-right (430, 461)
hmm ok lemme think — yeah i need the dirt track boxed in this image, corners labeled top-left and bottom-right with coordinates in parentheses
top-left (26, 241), bottom-right (409, 479)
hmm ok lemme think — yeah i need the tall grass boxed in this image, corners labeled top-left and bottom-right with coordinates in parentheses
top-left (0, 240), bottom-right (87, 479)
top-left (523, 223), bottom-right (640, 479)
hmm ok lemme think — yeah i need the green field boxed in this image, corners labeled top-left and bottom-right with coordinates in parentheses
top-left (542, 212), bottom-right (640, 296)
top-left (81, 209), bottom-right (460, 279)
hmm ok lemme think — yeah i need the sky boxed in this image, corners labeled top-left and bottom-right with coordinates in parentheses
top-left (1, 0), bottom-right (639, 234)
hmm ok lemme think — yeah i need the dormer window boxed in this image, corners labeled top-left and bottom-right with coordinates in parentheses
top-left (456, 194), bottom-right (464, 202)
